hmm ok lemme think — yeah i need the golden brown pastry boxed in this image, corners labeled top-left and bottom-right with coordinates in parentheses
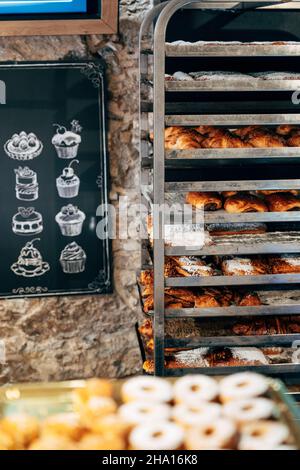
top-left (233, 126), bottom-right (262, 139)
top-left (194, 125), bottom-right (219, 136)
top-left (186, 191), bottom-right (223, 211)
top-left (165, 127), bottom-right (204, 150)
top-left (221, 257), bottom-right (269, 276)
top-left (224, 193), bottom-right (268, 213)
top-left (265, 192), bottom-right (300, 212)
top-left (204, 348), bottom-right (266, 367)
top-left (201, 130), bottom-right (250, 149)
top-left (269, 254), bottom-right (300, 274)
top-left (221, 191), bottom-right (238, 198)
top-left (276, 124), bottom-right (299, 137)
top-left (245, 129), bottom-right (285, 148)
top-left (139, 270), bottom-right (153, 286)
top-left (287, 132), bottom-right (300, 147)
top-left (194, 294), bottom-right (223, 308)
top-left (139, 319), bottom-right (153, 338)
top-left (236, 292), bottom-right (262, 307)
top-left (171, 256), bottom-right (215, 277)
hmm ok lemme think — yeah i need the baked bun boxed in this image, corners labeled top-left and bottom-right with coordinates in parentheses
top-left (207, 223), bottom-right (267, 236)
top-left (224, 193), bottom-right (268, 213)
top-left (221, 257), bottom-right (269, 276)
top-left (265, 192), bottom-right (300, 212)
top-left (186, 192), bottom-right (223, 211)
top-left (269, 254), bottom-right (300, 274)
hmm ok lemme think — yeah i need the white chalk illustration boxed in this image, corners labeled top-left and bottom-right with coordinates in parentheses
top-left (60, 242), bottom-right (87, 274)
top-left (15, 166), bottom-right (39, 201)
top-left (12, 207), bottom-right (43, 236)
top-left (4, 131), bottom-right (43, 161)
top-left (52, 120), bottom-right (82, 159)
top-left (55, 204), bottom-right (86, 237)
top-left (56, 159), bottom-right (80, 198)
top-left (11, 238), bottom-right (50, 278)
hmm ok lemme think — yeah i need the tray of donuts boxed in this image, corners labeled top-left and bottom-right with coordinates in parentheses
top-left (160, 125), bottom-right (300, 151)
top-left (0, 374), bottom-right (299, 450)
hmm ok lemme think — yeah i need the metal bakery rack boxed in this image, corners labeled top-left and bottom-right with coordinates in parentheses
top-left (139, 0), bottom-right (300, 378)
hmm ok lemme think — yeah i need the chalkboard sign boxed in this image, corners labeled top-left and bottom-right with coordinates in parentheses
top-left (0, 0), bottom-right (118, 36)
top-left (0, 60), bottom-right (112, 299)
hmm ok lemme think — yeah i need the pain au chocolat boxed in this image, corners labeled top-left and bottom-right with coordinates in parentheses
top-left (224, 193), bottom-right (268, 213)
top-left (186, 192), bottom-right (223, 211)
top-left (265, 192), bottom-right (300, 212)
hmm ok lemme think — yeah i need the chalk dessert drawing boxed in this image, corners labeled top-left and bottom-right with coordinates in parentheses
top-left (12, 207), bottom-right (43, 236)
top-left (60, 242), bottom-right (87, 274)
top-left (56, 159), bottom-right (80, 198)
top-left (55, 204), bottom-right (86, 237)
top-left (4, 131), bottom-right (43, 161)
top-left (11, 238), bottom-right (50, 278)
top-left (52, 120), bottom-right (82, 159)
top-left (15, 166), bottom-right (39, 201)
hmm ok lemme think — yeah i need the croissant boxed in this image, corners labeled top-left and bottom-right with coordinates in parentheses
top-left (186, 191), bottom-right (223, 211)
top-left (139, 319), bottom-right (153, 338)
top-left (194, 294), bottom-right (222, 308)
top-left (265, 192), bottom-right (300, 212)
top-left (224, 193), bottom-right (268, 213)
top-left (287, 132), bottom-right (300, 147)
top-left (194, 125), bottom-right (220, 137)
top-left (233, 126), bottom-right (262, 139)
top-left (173, 133), bottom-right (203, 149)
top-left (276, 124), bottom-right (300, 137)
top-left (221, 257), bottom-right (269, 276)
top-left (165, 127), bottom-right (204, 149)
top-left (269, 254), bottom-right (300, 274)
top-left (245, 129), bottom-right (285, 148)
top-left (201, 130), bottom-right (250, 148)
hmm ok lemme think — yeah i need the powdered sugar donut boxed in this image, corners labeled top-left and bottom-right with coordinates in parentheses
top-left (173, 402), bottom-right (222, 428)
top-left (239, 421), bottom-right (290, 450)
top-left (185, 418), bottom-right (237, 450)
top-left (129, 422), bottom-right (184, 450)
top-left (174, 375), bottom-right (219, 404)
top-left (223, 398), bottom-right (274, 425)
top-left (119, 402), bottom-right (171, 426)
top-left (121, 376), bottom-right (173, 403)
top-left (219, 372), bottom-right (269, 403)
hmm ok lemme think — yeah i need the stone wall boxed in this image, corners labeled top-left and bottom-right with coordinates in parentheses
top-left (0, 0), bottom-right (153, 384)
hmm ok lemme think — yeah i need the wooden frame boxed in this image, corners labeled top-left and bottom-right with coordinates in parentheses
top-left (0, 0), bottom-right (118, 36)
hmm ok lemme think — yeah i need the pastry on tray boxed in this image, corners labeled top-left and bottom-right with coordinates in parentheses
top-left (265, 192), bottom-right (300, 212)
top-left (4, 131), bottom-right (43, 161)
top-left (287, 131), bottom-right (300, 147)
top-left (207, 223), bottom-right (267, 236)
top-left (171, 256), bottom-right (216, 277)
top-left (276, 124), bottom-right (300, 137)
top-left (201, 129), bottom-right (249, 149)
top-left (221, 257), bottom-right (269, 276)
top-left (257, 190), bottom-right (299, 196)
top-left (186, 191), bottom-right (223, 211)
top-left (242, 128), bottom-right (285, 148)
top-left (224, 193), bottom-right (268, 213)
top-left (269, 254), bottom-right (300, 274)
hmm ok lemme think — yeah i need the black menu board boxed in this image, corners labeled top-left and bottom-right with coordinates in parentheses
top-left (0, 60), bottom-right (112, 299)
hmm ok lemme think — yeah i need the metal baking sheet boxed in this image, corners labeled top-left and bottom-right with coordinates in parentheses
top-left (165, 334), bottom-right (300, 348)
top-left (165, 179), bottom-right (300, 192)
top-left (166, 147), bottom-right (300, 160)
top-left (166, 79), bottom-right (300, 92)
top-left (165, 42), bottom-right (300, 57)
top-left (166, 273), bottom-right (300, 287)
top-left (165, 114), bottom-right (300, 127)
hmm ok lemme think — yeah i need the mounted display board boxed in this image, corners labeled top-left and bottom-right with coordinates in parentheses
top-left (0, 60), bottom-right (112, 299)
top-left (0, 0), bottom-right (118, 36)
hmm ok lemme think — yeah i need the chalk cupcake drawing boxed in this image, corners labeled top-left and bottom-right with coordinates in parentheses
top-left (56, 159), bottom-right (80, 198)
top-left (12, 207), bottom-right (43, 236)
top-left (4, 131), bottom-right (43, 161)
top-left (60, 242), bottom-right (87, 274)
top-left (52, 120), bottom-right (82, 159)
top-left (55, 204), bottom-right (86, 237)
top-left (11, 239), bottom-right (50, 278)
top-left (15, 166), bottom-right (39, 201)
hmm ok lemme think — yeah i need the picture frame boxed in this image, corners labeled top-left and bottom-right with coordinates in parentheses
top-left (0, 59), bottom-right (112, 299)
top-left (0, 0), bottom-right (118, 36)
